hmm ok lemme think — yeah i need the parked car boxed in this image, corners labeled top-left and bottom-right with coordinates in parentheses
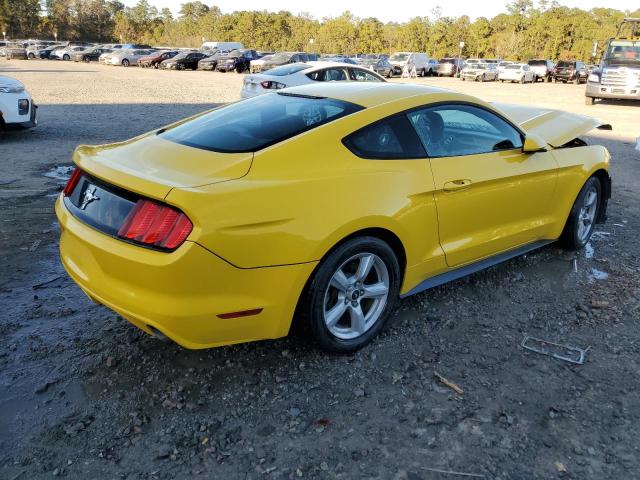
top-left (357, 57), bottom-right (394, 78)
top-left (56, 82), bottom-right (612, 352)
top-left (388, 52), bottom-right (432, 76)
top-left (160, 51), bottom-right (208, 70)
top-left (241, 61), bottom-right (385, 98)
top-left (257, 52), bottom-right (317, 73)
top-left (197, 51), bottom-right (229, 71)
top-left (108, 49), bottom-right (156, 67)
top-left (215, 49), bottom-right (262, 73)
top-left (527, 59), bottom-right (555, 82)
top-left (552, 60), bottom-right (588, 84)
top-left (50, 46), bottom-right (86, 61)
top-left (28, 45), bottom-right (61, 59)
top-left (498, 63), bottom-right (536, 83)
top-left (71, 47), bottom-right (111, 62)
top-left (461, 62), bottom-right (498, 81)
top-left (0, 75), bottom-right (37, 128)
top-left (322, 56), bottom-right (357, 65)
top-left (437, 58), bottom-right (463, 77)
top-left (98, 51), bottom-right (114, 64)
top-left (5, 46), bottom-right (28, 60)
top-left (139, 50), bottom-right (179, 68)
top-left (249, 54), bottom-right (274, 73)
top-left (496, 61), bottom-right (514, 73)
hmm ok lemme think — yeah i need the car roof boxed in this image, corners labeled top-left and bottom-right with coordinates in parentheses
top-left (281, 82), bottom-right (454, 108)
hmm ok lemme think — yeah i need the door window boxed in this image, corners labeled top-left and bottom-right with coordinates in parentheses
top-left (349, 68), bottom-right (383, 82)
top-left (407, 104), bottom-right (523, 158)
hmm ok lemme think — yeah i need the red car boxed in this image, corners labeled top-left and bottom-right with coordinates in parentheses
top-left (139, 50), bottom-right (179, 68)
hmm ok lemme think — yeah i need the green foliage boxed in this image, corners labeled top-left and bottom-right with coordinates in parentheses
top-left (0, 0), bottom-right (636, 61)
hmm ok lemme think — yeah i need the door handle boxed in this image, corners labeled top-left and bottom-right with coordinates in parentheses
top-left (443, 179), bottom-right (473, 191)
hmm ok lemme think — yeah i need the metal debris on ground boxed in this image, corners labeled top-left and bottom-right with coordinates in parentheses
top-left (421, 466), bottom-right (485, 478)
top-left (434, 371), bottom-right (464, 394)
top-left (521, 336), bottom-right (590, 365)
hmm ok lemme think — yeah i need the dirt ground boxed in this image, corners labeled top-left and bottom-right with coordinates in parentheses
top-left (1, 59), bottom-right (639, 480)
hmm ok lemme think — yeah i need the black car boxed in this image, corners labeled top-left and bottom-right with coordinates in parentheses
top-left (71, 48), bottom-right (111, 62)
top-left (552, 60), bottom-right (588, 84)
top-left (356, 57), bottom-right (393, 77)
top-left (197, 51), bottom-right (228, 71)
top-left (160, 51), bottom-right (208, 70)
top-left (259, 52), bottom-right (317, 72)
top-left (215, 49), bottom-right (262, 73)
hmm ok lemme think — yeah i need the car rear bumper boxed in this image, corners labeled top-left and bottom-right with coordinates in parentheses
top-left (55, 195), bottom-right (315, 349)
top-left (586, 83), bottom-right (640, 100)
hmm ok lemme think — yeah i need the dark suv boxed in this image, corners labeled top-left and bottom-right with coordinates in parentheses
top-left (215, 49), bottom-right (262, 73)
top-left (552, 60), bottom-right (588, 84)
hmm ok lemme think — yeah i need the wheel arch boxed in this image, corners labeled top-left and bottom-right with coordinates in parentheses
top-left (591, 168), bottom-right (611, 223)
top-left (289, 226), bottom-right (407, 335)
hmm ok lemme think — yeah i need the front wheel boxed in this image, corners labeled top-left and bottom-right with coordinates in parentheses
top-left (560, 177), bottom-right (602, 250)
top-left (299, 237), bottom-right (400, 353)
top-left (122, 59), bottom-right (129, 67)
top-left (63, 54), bottom-right (70, 61)
top-left (585, 96), bottom-right (596, 106)
top-left (28, 53), bottom-right (35, 59)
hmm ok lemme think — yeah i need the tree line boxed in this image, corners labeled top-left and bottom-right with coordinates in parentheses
top-left (2, 0), bottom-right (639, 60)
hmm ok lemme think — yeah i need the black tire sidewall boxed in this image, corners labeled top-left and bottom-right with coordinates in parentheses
top-left (561, 177), bottom-right (602, 249)
top-left (303, 237), bottom-right (400, 353)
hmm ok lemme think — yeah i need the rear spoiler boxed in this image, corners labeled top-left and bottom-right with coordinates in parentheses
top-left (492, 103), bottom-right (611, 148)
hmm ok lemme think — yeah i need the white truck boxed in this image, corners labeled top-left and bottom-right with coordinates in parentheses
top-left (0, 75), bottom-right (37, 129)
top-left (388, 52), bottom-right (433, 77)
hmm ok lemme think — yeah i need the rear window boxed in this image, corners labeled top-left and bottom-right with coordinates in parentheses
top-left (162, 93), bottom-right (363, 153)
top-left (557, 61), bottom-right (574, 67)
top-left (528, 60), bottom-right (546, 66)
top-left (265, 63), bottom-right (310, 76)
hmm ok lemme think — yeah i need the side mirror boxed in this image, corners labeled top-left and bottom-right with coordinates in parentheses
top-left (522, 134), bottom-right (548, 153)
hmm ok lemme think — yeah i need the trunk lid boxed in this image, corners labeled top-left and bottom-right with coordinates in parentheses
top-left (73, 133), bottom-right (253, 200)
top-left (492, 103), bottom-right (612, 148)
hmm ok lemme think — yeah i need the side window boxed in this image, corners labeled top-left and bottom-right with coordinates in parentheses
top-left (343, 115), bottom-right (426, 160)
top-left (350, 68), bottom-right (382, 82)
top-left (407, 104), bottom-right (523, 158)
top-left (323, 68), bottom-right (348, 81)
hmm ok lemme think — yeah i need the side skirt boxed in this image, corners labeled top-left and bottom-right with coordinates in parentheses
top-left (400, 240), bottom-right (553, 298)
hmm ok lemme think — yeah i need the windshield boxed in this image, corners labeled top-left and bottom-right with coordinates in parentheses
top-left (269, 54), bottom-right (292, 63)
top-left (505, 65), bottom-right (520, 70)
top-left (173, 53), bottom-right (188, 60)
top-left (162, 93), bottom-right (363, 153)
top-left (605, 40), bottom-right (640, 63)
top-left (390, 54), bottom-right (408, 61)
top-left (557, 61), bottom-right (574, 67)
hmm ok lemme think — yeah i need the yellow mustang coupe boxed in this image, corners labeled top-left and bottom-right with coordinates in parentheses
top-left (56, 83), bottom-right (611, 352)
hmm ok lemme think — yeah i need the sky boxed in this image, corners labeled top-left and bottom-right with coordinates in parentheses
top-left (123, 0), bottom-right (634, 22)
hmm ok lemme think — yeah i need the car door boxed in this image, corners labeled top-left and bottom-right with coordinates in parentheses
top-left (407, 103), bottom-right (558, 267)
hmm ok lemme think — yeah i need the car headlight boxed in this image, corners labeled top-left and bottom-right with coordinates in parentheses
top-left (18, 98), bottom-right (29, 114)
top-left (0, 86), bottom-right (25, 93)
top-left (588, 73), bottom-right (600, 83)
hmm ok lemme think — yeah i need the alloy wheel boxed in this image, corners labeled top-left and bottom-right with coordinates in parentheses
top-left (577, 186), bottom-right (598, 243)
top-left (323, 253), bottom-right (390, 340)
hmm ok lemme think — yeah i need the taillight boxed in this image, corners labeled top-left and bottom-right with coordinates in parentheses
top-left (63, 167), bottom-right (83, 196)
top-left (260, 80), bottom-right (286, 89)
top-left (117, 199), bottom-right (193, 250)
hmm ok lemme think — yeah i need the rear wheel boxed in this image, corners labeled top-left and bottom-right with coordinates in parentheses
top-left (28, 52), bottom-right (35, 59)
top-left (300, 237), bottom-right (400, 353)
top-left (560, 177), bottom-right (602, 250)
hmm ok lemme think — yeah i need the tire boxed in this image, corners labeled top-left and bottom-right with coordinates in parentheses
top-left (63, 54), bottom-right (70, 61)
top-left (559, 176), bottom-right (602, 250)
top-left (299, 237), bottom-right (401, 353)
top-left (520, 76), bottom-right (525, 84)
top-left (83, 56), bottom-right (90, 63)
top-left (546, 75), bottom-right (552, 83)
top-left (28, 52), bottom-right (35, 59)
top-left (122, 59), bottom-right (129, 67)
top-left (386, 70), bottom-right (392, 78)
top-left (585, 96), bottom-right (596, 105)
